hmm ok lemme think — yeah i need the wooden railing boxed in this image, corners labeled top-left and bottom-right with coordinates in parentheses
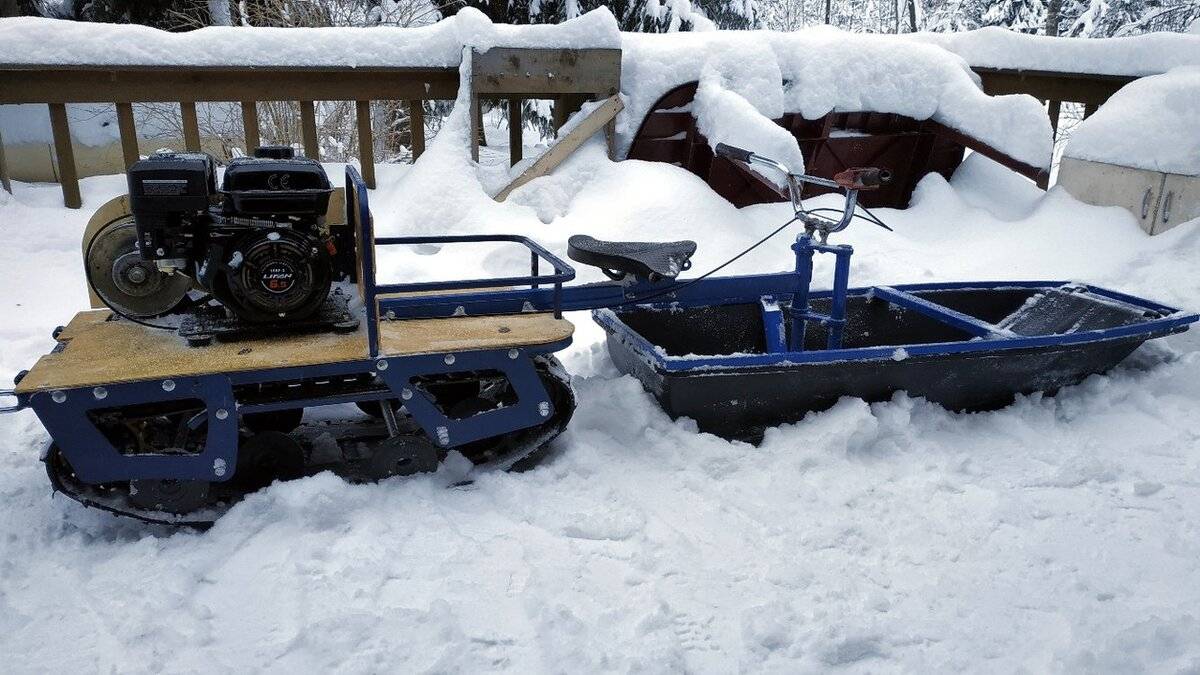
top-left (0, 47), bottom-right (621, 208)
top-left (974, 66), bottom-right (1139, 186)
top-left (0, 54), bottom-right (1148, 204)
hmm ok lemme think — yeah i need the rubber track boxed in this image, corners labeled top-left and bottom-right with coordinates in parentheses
top-left (43, 357), bottom-right (576, 528)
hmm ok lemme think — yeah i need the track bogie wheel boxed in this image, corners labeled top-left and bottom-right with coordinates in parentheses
top-left (128, 479), bottom-right (210, 514)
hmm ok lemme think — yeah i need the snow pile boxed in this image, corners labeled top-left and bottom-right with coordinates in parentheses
top-left (1064, 67), bottom-right (1200, 176)
top-left (692, 45), bottom-right (806, 179)
top-left (0, 8), bottom-right (620, 68)
top-left (2, 110), bottom-right (1200, 668)
top-left (620, 28), bottom-right (1054, 170)
top-left (917, 27), bottom-right (1200, 77)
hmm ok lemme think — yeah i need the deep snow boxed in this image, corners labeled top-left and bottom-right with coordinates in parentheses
top-left (1065, 66), bottom-right (1200, 176)
top-left (2, 124), bottom-right (1200, 671)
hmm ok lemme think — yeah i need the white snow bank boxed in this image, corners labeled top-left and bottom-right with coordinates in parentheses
top-left (693, 45), bottom-right (806, 180)
top-left (0, 8), bottom-right (619, 68)
top-left (917, 27), bottom-right (1200, 78)
top-left (1064, 67), bottom-right (1200, 176)
top-left (2, 118), bottom-right (1200, 669)
top-left (619, 28), bottom-right (1053, 170)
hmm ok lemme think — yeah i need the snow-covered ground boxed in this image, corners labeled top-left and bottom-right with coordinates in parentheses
top-left (2, 125), bottom-right (1199, 671)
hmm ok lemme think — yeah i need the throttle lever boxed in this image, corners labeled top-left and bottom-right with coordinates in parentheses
top-left (833, 167), bottom-right (892, 191)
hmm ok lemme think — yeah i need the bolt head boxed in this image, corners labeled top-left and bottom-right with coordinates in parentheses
top-left (92, 386), bottom-right (107, 400)
top-left (508, 349), bottom-right (519, 359)
top-left (215, 408), bottom-right (229, 420)
top-left (51, 390), bottom-right (66, 404)
top-left (444, 354), bottom-right (456, 365)
top-left (376, 359), bottom-right (388, 371)
top-left (401, 388), bottom-right (413, 401)
top-left (162, 379), bottom-right (176, 392)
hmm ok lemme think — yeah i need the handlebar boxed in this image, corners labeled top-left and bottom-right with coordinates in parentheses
top-left (714, 142), bottom-right (891, 238)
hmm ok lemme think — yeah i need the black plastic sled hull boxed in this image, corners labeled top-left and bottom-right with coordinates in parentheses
top-left (606, 330), bottom-right (1159, 440)
top-left (594, 281), bottom-right (1197, 441)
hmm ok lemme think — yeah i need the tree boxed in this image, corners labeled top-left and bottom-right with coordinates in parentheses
top-left (980, 0), bottom-right (1047, 31)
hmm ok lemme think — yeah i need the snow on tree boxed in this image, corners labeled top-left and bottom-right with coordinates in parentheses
top-left (981, 0), bottom-right (1047, 32)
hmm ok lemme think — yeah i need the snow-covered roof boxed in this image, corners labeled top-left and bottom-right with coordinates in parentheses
top-left (1064, 67), bottom-right (1200, 176)
top-left (620, 28), bottom-right (1053, 170)
top-left (916, 28), bottom-right (1200, 78)
top-left (0, 11), bottom-right (1052, 171)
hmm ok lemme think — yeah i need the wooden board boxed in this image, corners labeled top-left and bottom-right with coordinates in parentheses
top-left (0, 66), bottom-right (460, 104)
top-left (494, 95), bottom-right (623, 202)
top-left (15, 310), bottom-right (573, 394)
top-left (471, 48), bottom-right (621, 97)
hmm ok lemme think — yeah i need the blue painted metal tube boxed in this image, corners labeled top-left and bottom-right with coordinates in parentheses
top-left (870, 285), bottom-right (1000, 338)
top-left (379, 271), bottom-right (805, 320)
top-left (789, 235), bottom-right (816, 352)
top-left (345, 166), bottom-right (380, 357)
top-left (826, 245), bottom-right (853, 350)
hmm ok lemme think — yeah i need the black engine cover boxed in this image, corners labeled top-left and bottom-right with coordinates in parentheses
top-left (216, 229), bottom-right (332, 323)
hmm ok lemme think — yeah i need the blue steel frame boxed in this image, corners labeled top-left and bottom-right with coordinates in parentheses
top-left (12, 170), bottom-right (570, 484)
top-left (347, 166), bottom-right (577, 357)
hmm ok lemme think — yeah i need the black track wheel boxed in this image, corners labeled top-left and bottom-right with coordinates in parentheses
top-left (242, 408), bottom-right (305, 434)
top-left (128, 479), bottom-right (210, 514)
top-left (235, 431), bottom-right (306, 491)
top-left (355, 400), bottom-right (398, 419)
top-left (367, 436), bottom-right (439, 480)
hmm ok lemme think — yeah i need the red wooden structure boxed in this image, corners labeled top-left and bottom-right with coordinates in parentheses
top-left (627, 83), bottom-right (1048, 208)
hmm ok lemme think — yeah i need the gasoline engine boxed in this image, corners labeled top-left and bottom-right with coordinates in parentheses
top-left (87, 146), bottom-right (342, 325)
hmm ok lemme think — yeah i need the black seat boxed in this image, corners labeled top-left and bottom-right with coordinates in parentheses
top-left (567, 235), bottom-right (697, 281)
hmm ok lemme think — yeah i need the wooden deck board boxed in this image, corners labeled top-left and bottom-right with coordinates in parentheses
top-left (16, 311), bottom-right (573, 394)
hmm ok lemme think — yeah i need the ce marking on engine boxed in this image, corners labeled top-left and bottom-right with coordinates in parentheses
top-left (266, 173), bottom-right (291, 190)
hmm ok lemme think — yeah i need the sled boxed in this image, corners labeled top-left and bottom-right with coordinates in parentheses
top-left (595, 280), bottom-right (1194, 439)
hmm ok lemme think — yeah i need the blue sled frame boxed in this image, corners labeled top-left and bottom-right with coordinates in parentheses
top-left (10, 168), bottom-right (571, 484)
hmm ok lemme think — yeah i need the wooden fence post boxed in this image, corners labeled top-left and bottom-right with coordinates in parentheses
top-left (355, 100), bottom-right (376, 189)
top-left (408, 100), bottom-right (425, 160)
top-left (180, 101), bottom-right (201, 152)
top-left (115, 102), bottom-right (139, 168)
top-left (508, 98), bottom-right (522, 166)
top-left (0, 125), bottom-right (11, 195)
top-left (241, 101), bottom-right (260, 152)
top-left (1047, 99), bottom-right (1062, 142)
top-left (48, 103), bottom-right (81, 209)
top-left (299, 100), bottom-right (319, 159)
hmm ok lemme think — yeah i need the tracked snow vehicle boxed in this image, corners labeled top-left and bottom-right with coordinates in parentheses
top-left (2, 144), bottom-right (1196, 526)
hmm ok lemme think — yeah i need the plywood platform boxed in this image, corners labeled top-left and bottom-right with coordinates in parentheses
top-left (16, 310), bottom-right (574, 394)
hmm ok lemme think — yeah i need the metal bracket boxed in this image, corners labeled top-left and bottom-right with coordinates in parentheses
top-left (0, 388), bottom-right (23, 414)
top-left (375, 349), bottom-right (555, 449)
top-left (27, 375), bottom-right (238, 483)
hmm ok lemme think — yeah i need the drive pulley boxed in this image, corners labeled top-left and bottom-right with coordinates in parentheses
top-left (86, 218), bottom-right (191, 318)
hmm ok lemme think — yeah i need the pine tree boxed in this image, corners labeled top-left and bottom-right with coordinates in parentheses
top-left (980, 0), bottom-right (1047, 31)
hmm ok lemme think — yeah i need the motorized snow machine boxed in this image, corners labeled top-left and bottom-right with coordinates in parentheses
top-left (1, 143), bottom-right (1196, 525)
